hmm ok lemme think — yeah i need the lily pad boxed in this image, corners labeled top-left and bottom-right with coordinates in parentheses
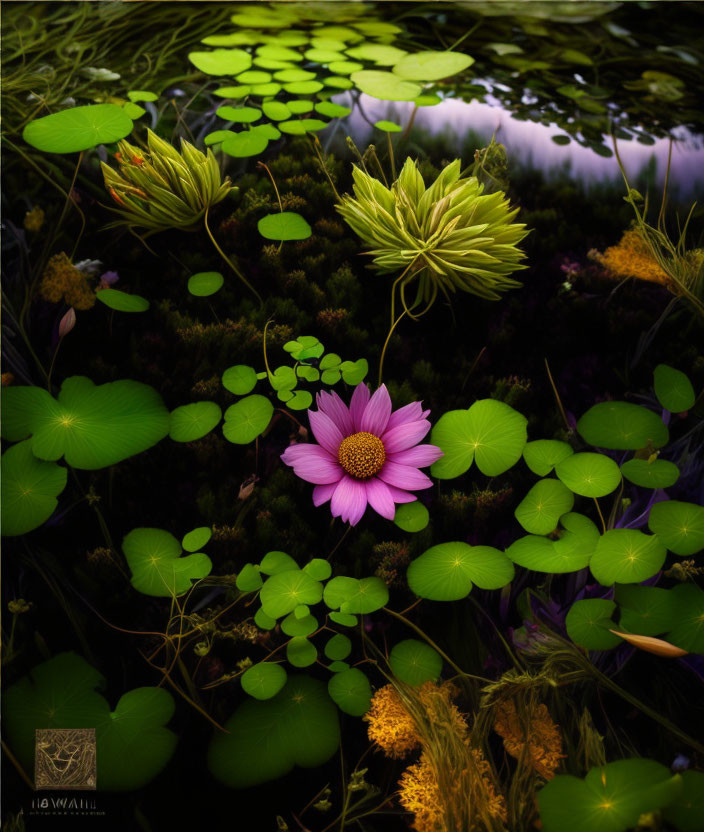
top-left (182, 526), bottom-right (212, 552)
top-left (260, 570), bottom-right (323, 619)
top-left (258, 212), bottom-right (312, 241)
top-left (327, 668), bottom-right (372, 716)
top-left (259, 550), bottom-right (299, 575)
top-left (647, 500), bottom-right (704, 556)
top-left (667, 584), bottom-right (704, 654)
top-left (324, 634), bottom-right (352, 661)
top-left (555, 452), bottom-right (621, 498)
top-left (589, 529), bottom-right (666, 585)
top-left (350, 70), bottom-right (422, 101)
top-left (221, 131), bottom-right (269, 158)
top-left (577, 402), bottom-right (668, 450)
top-left (514, 478), bottom-right (574, 535)
top-left (169, 401), bottom-right (222, 442)
top-left (392, 50), bottom-right (474, 81)
top-left (620, 458), bottom-right (679, 489)
top-left (222, 364), bottom-right (257, 396)
top-left (653, 364), bottom-right (695, 413)
top-left (223, 395), bottom-right (273, 444)
top-left (430, 399), bottom-right (527, 479)
top-left (217, 105), bottom-right (261, 124)
top-left (408, 541), bottom-right (514, 600)
top-left (122, 527), bottom-right (212, 596)
top-left (3, 652), bottom-right (177, 791)
top-left (394, 501), bottom-right (429, 532)
top-left (208, 675), bottom-right (339, 788)
top-left (506, 513), bottom-right (599, 574)
top-left (523, 439), bottom-right (574, 476)
top-left (241, 663), bottom-right (287, 700)
top-left (566, 599), bottom-right (621, 650)
top-left (614, 584), bottom-right (677, 637)
top-left (187, 271), bottom-right (224, 297)
top-left (323, 576), bottom-right (389, 614)
top-left (1, 440), bottom-right (67, 537)
top-left (389, 639), bottom-right (442, 686)
top-left (374, 120), bottom-right (403, 132)
top-left (95, 288), bottom-right (150, 312)
top-left (286, 636), bottom-right (318, 668)
top-left (188, 49), bottom-right (252, 76)
top-left (23, 104), bottom-right (133, 153)
top-left (262, 101), bottom-right (292, 121)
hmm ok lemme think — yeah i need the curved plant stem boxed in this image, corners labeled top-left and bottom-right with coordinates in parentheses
top-left (204, 206), bottom-right (262, 304)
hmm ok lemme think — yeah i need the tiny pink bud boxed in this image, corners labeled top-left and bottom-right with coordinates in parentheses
top-left (59, 307), bottom-right (76, 338)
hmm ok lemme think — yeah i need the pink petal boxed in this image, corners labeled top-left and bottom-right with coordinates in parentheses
top-left (331, 475), bottom-right (368, 525)
top-left (313, 482), bottom-right (337, 506)
top-left (378, 460), bottom-right (433, 491)
top-left (349, 383), bottom-right (370, 431)
top-left (386, 401), bottom-right (424, 431)
top-left (388, 443), bottom-right (444, 468)
top-left (308, 410), bottom-right (343, 456)
top-left (365, 477), bottom-right (396, 520)
top-left (281, 444), bottom-right (343, 484)
top-left (316, 390), bottom-right (353, 434)
top-left (386, 485), bottom-right (417, 504)
top-left (381, 419), bottom-right (431, 453)
top-left (360, 384), bottom-right (392, 436)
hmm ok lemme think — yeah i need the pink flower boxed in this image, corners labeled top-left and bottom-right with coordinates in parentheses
top-left (281, 383), bottom-right (443, 526)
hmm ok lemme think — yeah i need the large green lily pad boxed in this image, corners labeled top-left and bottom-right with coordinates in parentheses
top-left (407, 541), bottom-right (514, 600)
top-left (23, 104), bottom-right (133, 153)
top-left (122, 527), bottom-right (212, 597)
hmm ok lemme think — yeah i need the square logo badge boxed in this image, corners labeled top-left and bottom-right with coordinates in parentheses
top-left (34, 728), bottom-right (97, 790)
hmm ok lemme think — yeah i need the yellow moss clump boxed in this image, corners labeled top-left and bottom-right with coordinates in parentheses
top-left (39, 252), bottom-right (95, 310)
top-left (24, 206), bottom-right (45, 232)
top-left (591, 229), bottom-right (670, 285)
top-left (493, 699), bottom-right (563, 780)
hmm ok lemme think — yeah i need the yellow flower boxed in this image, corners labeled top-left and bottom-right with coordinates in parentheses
top-left (493, 699), bottom-right (563, 780)
top-left (39, 252), bottom-right (95, 310)
top-left (592, 229), bottom-right (669, 285)
top-left (24, 206), bottom-right (45, 232)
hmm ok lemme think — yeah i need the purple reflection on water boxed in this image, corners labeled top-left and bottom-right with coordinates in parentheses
top-left (336, 94), bottom-right (704, 194)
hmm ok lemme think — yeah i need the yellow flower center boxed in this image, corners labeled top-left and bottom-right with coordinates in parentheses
top-left (338, 432), bottom-right (386, 479)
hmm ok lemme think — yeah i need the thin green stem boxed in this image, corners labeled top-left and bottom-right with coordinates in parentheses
top-left (204, 206), bottom-right (262, 304)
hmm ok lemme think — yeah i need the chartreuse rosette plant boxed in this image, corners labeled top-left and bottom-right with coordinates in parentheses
top-left (336, 157), bottom-right (528, 312)
top-left (101, 129), bottom-right (261, 301)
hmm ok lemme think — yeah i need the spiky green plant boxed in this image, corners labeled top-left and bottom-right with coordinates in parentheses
top-left (101, 130), bottom-right (234, 234)
top-left (100, 130), bottom-right (261, 302)
top-left (336, 157), bottom-right (529, 312)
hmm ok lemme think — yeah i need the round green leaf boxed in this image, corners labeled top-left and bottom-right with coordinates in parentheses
top-left (122, 102), bottom-right (146, 120)
top-left (328, 668), bottom-right (372, 716)
top-left (389, 639), bottom-right (442, 686)
top-left (514, 478), bottom-right (574, 535)
top-left (278, 118), bottom-right (328, 134)
top-left (566, 599), bottom-right (621, 650)
top-left (182, 526), bottom-right (212, 552)
top-left (285, 390), bottom-right (313, 410)
top-left (303, 558), bottom-right (332, 581)
top-left (407, 541), bottom-right (514, 600)
top-left (620, 458), bottom-right (679, 489)
top-left (236, 70), bottom-right (272, 84)
top-left (350, 70), bottom-right (422, 101)
top-left (241, 663), bottom-right (287, 700)
top-left (4, 653), bottom-right (176, 791)
top-left (260, 550), bottom-right (299, 575)
top-left (204, 129), bottom-right (239, 145)
top-left (329, 611), bottom-right (357, 627)
top-left (328, 61), bottom-right (363, 75)
top-left (324, 634), bottom-right (352, 661)
top-left (374, 120), bottom-right (403, 132)
top-left (314, 101), bottom-right (351, 118)
top-left (340, 577), bottom-right (389, 614)
top-left (236, 563), bottom-right (263, 592)
top-left (260, 570), bottom-right (323, 618)
top-left (217, 105), bottom-right (261, 124)
top-left (127, 90), bottom-right (158, 103)
top-left (222, 365), bottom-right (257, 396)
top-left (282, 81), bottom-right (323, 94)
top-left (29, 376), bottom-right (169, 470)
top-left (262, 101), bottom-right (292, 121)
top-left (667, 584), bottom-right (704, 653)
top-left (323, 76), bottom-right (354, 90)
top-left (663, 770), bottom-right (704, 832)
top-left (169, 402), bottom-right (222, 442)
top-left (281, 612), bottom-right (318, 637)
top-left (223, 395), bottom-right (273, 444)
top-left (273, 68), bottom-right (316, 82)
top-left (221, 131), bottom-right (269, 158)
top-left (506, 513), bottom-right (599, 574)
top-left (208, 675), bottom-right (339, 788)
top-left (392, 50), bottom-right (474, 81)
top-left (538, 759), bottom-right (681, 832)
top-left (394, 501), bottom-right (429, 532)
top-left (286, 636), bottom-right (318, 668)
top-left (653, 364), bottom-right (695, 413)
top-left (212, 86), bottom-right (250, 99)
top-left (523, 439), bottom-right (574, 476)
top-left (287, 99), bottom-right (314, 114)
top-left (254, 607), bottom-right (276, 629)
top-left (187, 271), bottom-right (224, 297)
top-left (1, 386), bottom-right (55, 442)
top-left (188, 49), bottom-right (252, 76)
top-left (577, 402), bottom-right (669, 450)
top-left (256, 45), bottom-right (303, 62)
top-left (614, 585), bottom-right (677, 637)
top-left (258, 212), bottom-right (312, 241)
top-left (430, 400), bottom-right (527, 479)
top-left (95, 288), bottom-right (150, 312)
top-left (23, 104), bottom-right (133, 153)
top-left (1, 441), bottom-right (67, 537)
top-left (346, 44), bottom-right (408, 65)
top-left (590, 529), bottom-right (666, 585)
top-left (252, 123), bottom-right (281, 140)
top-left (555, 452), bottom-right (622, 498)
top-left (123, 527), bottom-right (212, 596)
top-left (648, 500), bottom-right (704, 556)
top-left (340, 359), bottom-right (368, 385)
